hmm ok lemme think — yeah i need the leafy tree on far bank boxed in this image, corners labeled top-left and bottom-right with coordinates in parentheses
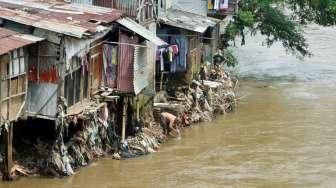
top-left (222, 0), bottom-right (336, 57)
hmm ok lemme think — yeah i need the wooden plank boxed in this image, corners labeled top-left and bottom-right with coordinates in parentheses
top-left (10, 78), bottom-right (18, 97)
top-left (9, 96), bottom-right (23, 121)
top-left (0, 92), bottom-right (26, 102)
top-left (7, 54), bottom-right (11, 121)
top-left (104, 95), bottom-right (119, 102)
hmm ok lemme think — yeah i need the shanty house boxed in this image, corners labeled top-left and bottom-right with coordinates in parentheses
top-left (0, 0), bottom-right (123, 120)
top-left (71, 0), bottom-right (159, 96)
top-left (99, 17), bottom-right (166, 93)
top-left (0, 27), bottom-right (44, 179)
top-left (95, 17), bottom-right (167, 140)
top-left (155, 0), bottom-right (220, 87)
top-left (0, 28), bottom-right (43, 124)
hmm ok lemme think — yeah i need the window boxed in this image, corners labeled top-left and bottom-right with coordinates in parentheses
top-left (7, 48), bottom-right (26, 77)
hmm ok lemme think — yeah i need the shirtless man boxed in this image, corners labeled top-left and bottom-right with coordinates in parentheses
top-left (160, 112), bottom-right (181, 137)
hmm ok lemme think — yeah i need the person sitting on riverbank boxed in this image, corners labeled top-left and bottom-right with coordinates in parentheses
top-left (160, 112), bottom-right (181, 138)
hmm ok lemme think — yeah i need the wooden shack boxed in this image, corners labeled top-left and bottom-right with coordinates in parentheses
top-left (0, 27), bottom-right (43, 180)
top-left (156, 8), bottom-right (219, 86)
top-left (0, 28), bottom-right (44, 123)
top-left (0, 0), bottom-right (123, 119)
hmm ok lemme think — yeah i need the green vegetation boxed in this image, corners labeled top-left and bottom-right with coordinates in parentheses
top-left (224, 49), bottom-right (238, 67)
top-left (224, 0), bottom-right (336, 57)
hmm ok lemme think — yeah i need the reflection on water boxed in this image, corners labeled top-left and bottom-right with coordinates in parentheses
top-left (1, 25), bottom-right (336, 188)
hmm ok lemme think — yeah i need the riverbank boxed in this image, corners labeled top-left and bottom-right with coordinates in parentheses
top-left (0, 64), bottom-right (237, 180)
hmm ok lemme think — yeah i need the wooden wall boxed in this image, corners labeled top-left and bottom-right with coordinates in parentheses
top-left (0, 50), bottom-right (27, 122)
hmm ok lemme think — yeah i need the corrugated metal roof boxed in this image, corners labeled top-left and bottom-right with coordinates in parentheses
top-left (0, 27), bottom-right (43, 55)
top-left (117, 18), bottom-right (168, 46)
top-left (0, 0), bottom-right (123, 38)
top-left (172, 0), bottom-right (208, 17)
top-left (158, 9), bottom-right (219, 33)
top-left (18, 34), bottom-right (45, 42)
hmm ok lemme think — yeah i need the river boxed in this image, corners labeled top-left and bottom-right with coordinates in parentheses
top-left (1, 25), bottom-right (336, 187)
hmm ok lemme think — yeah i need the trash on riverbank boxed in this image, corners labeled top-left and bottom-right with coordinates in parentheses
top-left (6, 65), bottom-right (237, 178)
top-left (118, 67), bottom-right (237, 159)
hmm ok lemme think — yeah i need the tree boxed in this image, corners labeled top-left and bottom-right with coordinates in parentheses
top-left (222, 0), bottom-right (336, 57)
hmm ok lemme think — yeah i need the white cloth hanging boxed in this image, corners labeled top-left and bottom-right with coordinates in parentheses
top-left (220, 0), bottom-right (229, 10)
top-left (214, 0), bottom-right (220, 10)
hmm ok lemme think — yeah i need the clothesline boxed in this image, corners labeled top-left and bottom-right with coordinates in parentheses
top-left (89, 40), bottom-right (149, 51)
top-left (103, 41), bottom-right (148, 48)
top-left (156, 34), bottom-right (216, 40)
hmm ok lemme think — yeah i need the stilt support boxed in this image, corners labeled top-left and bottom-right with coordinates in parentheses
top-left (2, 122), bottom-right (13, 181)
top-left (121, 97), bottom-right (127, 142)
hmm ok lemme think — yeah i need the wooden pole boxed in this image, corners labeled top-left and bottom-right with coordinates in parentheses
top-left (160, 72), bottom-right (163, 91)
top-left (3, 53), bottom-right (13, 181)
top-left (136, 96), bottom-right (140, 122)
top-left (3, 122), bottom-right (13, 181)
top-left (121, 97), bottom-right (127, 142)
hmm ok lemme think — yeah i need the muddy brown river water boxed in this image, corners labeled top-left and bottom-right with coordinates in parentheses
top-left (1, 25), bottom-right (336, 187)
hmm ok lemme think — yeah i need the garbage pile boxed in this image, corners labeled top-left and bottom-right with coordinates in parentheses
top-left (15, 102), bottom-right (118, 177)
top-left (113, 113), bottom-right (166, 160)
top-left (154, 67), bottom-right (237, 125)
top-left (119, 67), bottom-right (237, 159)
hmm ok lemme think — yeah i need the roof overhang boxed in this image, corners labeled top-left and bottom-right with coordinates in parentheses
top-left (0, 27), bottom-right (44, 55)
top-left (158, 9), bottom-right (220, 33)
top-left (117, 18), bottom-right (168, 46)
top-left (0, 0), bottom-right (122, 39)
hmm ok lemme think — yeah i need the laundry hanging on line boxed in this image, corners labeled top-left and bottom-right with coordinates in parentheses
top-left (156, 44), bottom-right (180, 72)
top-left (208, 0), bottom-right (229, 10)
top-left (156, 35), bottom-right (188, 73)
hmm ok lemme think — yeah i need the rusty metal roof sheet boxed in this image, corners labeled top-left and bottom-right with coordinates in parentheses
top-left (117, 18), bottom-right (168, 46)
top-left (0, 0), bottom-right (123, 38)
top-left (0, 27), bottom-right (43, 55)
top-left (159, 9), bottom-right (219, 33)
